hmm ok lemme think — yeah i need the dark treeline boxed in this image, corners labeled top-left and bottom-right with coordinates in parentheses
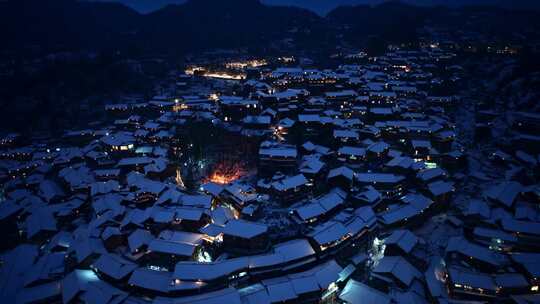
top-left (0, 53), bottom-right (156, 134)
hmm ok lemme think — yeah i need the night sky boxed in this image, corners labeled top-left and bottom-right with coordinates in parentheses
top-left (92, 0), bottom-right (540, 15)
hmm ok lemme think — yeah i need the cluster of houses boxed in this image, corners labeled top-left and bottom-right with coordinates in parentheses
top-left (0, 42), bottom-right (538, 304)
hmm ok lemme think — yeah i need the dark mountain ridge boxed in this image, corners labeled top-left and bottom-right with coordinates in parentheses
top-left (90, 0), bottom-right (540, 15)
top-left (0, 0), bottom-right (322, 56)
top-left (1, 0), bottom-right (539, 57)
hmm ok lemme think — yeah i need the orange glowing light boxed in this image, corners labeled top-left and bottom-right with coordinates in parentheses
top-left (206, 162), bottom-right (246, 185)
